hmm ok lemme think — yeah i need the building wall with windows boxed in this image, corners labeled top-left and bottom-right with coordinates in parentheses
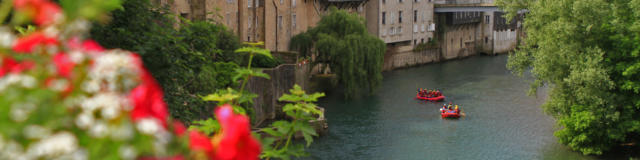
top-left (366, 0), bottom-right (435, 46)
top-left (154, 0), bottom-right (333, 52)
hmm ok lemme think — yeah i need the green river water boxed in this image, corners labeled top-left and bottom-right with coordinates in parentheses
top-left (302, 55), bottom-right (632, 160)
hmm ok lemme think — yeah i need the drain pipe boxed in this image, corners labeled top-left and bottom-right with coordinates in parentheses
top-left (273, 0), bottom-right (279, 52)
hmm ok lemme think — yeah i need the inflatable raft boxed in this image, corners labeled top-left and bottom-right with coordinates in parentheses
top-left (441, 110), bottom-right (460, 118)
top-left (416, 94), bottom-right (445, 101)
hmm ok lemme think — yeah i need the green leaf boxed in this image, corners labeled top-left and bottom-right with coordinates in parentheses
top-left (235, 47), bottom-right (273, 59)
top-left (189, 118), bottom-right (220, 135)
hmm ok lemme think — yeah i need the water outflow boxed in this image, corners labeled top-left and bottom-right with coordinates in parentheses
top-left (302, 55), bottom-right (593, 160)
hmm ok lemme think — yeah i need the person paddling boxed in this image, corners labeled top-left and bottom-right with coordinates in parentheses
top-left (455, 105), bottom-right (459, 113)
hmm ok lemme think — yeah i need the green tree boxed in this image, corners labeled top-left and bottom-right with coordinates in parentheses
top-left (290, 7), bottom-right (386, 99)
top-left (90, 0), bottom-right (242, 123)
top-left (497, 0), bottom-right (640, 155)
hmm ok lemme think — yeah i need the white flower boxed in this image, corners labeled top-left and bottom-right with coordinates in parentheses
top-left (69, 51), bottom-right (85, 63)
top-left (65, 20), bottom-right (91, 36)
top-left (0, 134), bottom-right (4, 151)
top-left (75, 113), bottom-right (94, 129)
top-left (88, 51), bottom-right (141, 92)
top-left (25, 132), bottom-right (78, 158)
top-left (0, 74), bottom-right (38, 91)
top-left (110, 123), bottom-right (134, 141)
top-left (20, 75), bottom-right (36, 88)
top-left (23, 125), bottom-right (51, 139)
top-left (81, 80), bottom-right (100, 93)
top-left (136, 118), bottom-right (162, 135)
top-left (118, 145), bottom-right (137, 160)
top-left (48, 78), bottom-right (69, 91)
top-left (88, 121), bottom-right (108, 138)
top-left (55, 149), bottom-right (88, 160)
top-left (2, 140), bottom-right (25, 160)
top-left (10, 102), bottom-right (36, 122)
top-left (0, 27), bottom-right (15, 48)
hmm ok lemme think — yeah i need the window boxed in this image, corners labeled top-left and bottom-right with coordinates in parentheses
top-left (389, 27), bottom-right (394, 35)
top-left (485, 15), bottom-right (490, 24)
top-left (292, 0), bottom-right (296, 7)
top-left (398, 26), bottom-right (402, 34)
top-left (248, 16), bottom-right (252, 29)
top-left (413, 24), bottom-right (417, 33)
top-left (485, 37), bottom-right (488, 44)
top-left (382, 0), bottom-right (385, 4)
top-left (398, 11), bottom-right (402, 23)
top-left (399, 0), bottom-right (402, 3)
top-left (277, 16), bottom-right (282, 29)
top-left (226, 13), bottom-right (230, 25)
top-left (280, 0), bottom-right (283, 4)
top-left (414, 10), bottom-right (417, 22)
top-left (180, 13), bottom-right (189, 20)
top-left (428, 37), bottom-right (432, 43)
top-left (382, 12), bottom-right (386, 24)
top-left (414, 40), bottom-right (417, 45)
top-left (292, 14), bottom-right (296, 29)
top-left (248, 0), bottom-right (252, 7)
top-left (421, 38), bottom-right (424, 43)
top-left (390, 13), bottom-right (395, 24)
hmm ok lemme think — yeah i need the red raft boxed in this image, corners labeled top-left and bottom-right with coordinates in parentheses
top-left (441, 110), bottom-right (460, 118)
top-left (416, 93), bottom-right (445, 101)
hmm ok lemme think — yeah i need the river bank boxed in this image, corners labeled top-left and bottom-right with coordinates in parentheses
top-left (302, 54), bottom-right (637, 160)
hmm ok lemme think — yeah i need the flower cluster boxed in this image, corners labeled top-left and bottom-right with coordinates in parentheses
top-left (0, 0), bottom-right (260, 159)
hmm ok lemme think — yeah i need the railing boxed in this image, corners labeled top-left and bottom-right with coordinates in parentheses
top-left (434, 0), bottom-right (493, 4)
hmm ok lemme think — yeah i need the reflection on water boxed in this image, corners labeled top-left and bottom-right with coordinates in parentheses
top-left (302, 55), bottom-right (597, 160)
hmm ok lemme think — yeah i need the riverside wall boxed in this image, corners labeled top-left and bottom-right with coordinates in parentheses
top-left (246, 63), bottom-right (311, 126)
top-left (383, 48), bottom-right (442, 71)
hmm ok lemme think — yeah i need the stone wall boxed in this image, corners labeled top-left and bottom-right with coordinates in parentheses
top-left (246, 63), bottom-right (310, 126)
top-left (492, 29), bottom-right (518, 54)
top-left (383, 48), bottom-right (441, 71)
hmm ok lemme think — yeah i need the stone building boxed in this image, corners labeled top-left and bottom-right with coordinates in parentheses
top-left (365, 0), bottom-right (436, 47)
top-left (153, 0), bottom-right (366, 53)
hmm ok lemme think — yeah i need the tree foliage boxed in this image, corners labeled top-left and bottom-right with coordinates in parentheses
top-left (290, 7), bottom-right (386, 99)
top-left (497, 0), bottom-right (640, 155)
top-left (90, 0), bottom-right (241, 123)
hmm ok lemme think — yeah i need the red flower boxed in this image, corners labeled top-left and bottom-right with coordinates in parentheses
top-left (128, 52), bottom-right (169, 127)
top-left (12, 33), bottom-right (58, 53)
top-left (172, 121), bottom-right (187, 136)
top-left (67, 38), bottom-right (105, 53)
top-left (213, 104), bottom-right (262, 160)
top-left (14, 0), bottom-right (61, 26)
top-left (189, 130), bottom-right (214, 155)
top-left (0, 56), bottom-right (34, 77)
top-left (52, 53), bottom-right (74, 77)
top-left (129, 77), bottom-right (169, 126)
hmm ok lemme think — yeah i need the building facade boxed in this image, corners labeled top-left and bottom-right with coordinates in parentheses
top-left (154, 0), bottom-right (366, 53)
top-left (366, 0), bottom-right (436, 47)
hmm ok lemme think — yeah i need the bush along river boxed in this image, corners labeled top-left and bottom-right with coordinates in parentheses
top-left (301, 55), bottom-right (613, 160)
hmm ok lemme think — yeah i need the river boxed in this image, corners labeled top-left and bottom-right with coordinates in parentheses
top-left (302, 55), bottom-right (601, 160)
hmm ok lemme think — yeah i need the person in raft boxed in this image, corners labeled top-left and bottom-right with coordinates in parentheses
top-left (455, 105), bottom-right (460, 113)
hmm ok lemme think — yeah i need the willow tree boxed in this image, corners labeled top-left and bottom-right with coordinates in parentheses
top-left (497, 0), bottom-right (640, 155)
top-left (290, 7), bottom-right (385, 99)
